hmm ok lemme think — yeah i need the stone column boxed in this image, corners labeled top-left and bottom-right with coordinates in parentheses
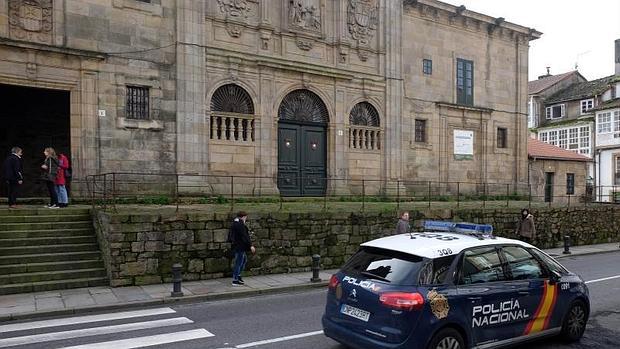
top-left (383, 0), bottom-right (404, 194)
top-left (175, 0), bottom-right (207, 178)
top-left (332, 87), bottom-right (350, 195)
top-left (255, 67), bottom-right (279, 195)
top-left (77, 69), bottom-right (99, 178)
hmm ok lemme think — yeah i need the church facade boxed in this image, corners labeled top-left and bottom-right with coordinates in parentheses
top-left (0, 0), bottom-right (540, 197)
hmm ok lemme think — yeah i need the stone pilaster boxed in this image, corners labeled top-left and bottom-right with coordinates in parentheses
top-left (176, 0), bottom-right (207, 175)
top-left (383, 0), bottom-right (403, 181)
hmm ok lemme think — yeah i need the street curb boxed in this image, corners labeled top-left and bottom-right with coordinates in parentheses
top-left (549, 248), bottom-right (620, 259)
top-left (0, 280), bottom-right (329, 322)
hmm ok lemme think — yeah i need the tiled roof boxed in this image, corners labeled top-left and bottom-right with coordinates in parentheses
top-left (528, 138), bottom-right (591, 162)
top-left (546, 75), bottom-right (620, 104)
top-left (528, 71), bottom-right (579, 95)
top-left (593, 98), bottom-right (620, 112)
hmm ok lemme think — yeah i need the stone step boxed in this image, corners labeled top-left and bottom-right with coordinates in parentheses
top-left (0, 214), bottom-right (92, 223)
top-left (0, 251), bottom-right (102, 265)
top-left (0, 228), bottom-right (94, 239)
top-left (0, 260), bottom-right (104, 275)
top-left (0, 277), bottom-right (109, 295)
top-left (0, 208), bottom-right (91, 216)
top-left (0, 221), bottom-right (93, 231)
top-left (0, 235), bottom-right (97, 247)
top-left (0, 268), bottom-right (107, 285)
top-left (0, 243), bottom-right (100, 256)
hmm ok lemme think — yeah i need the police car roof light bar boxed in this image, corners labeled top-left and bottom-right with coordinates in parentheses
top-left (423, 221), bottom-right (495, 239)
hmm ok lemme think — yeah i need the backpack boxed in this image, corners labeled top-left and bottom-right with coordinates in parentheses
top-left (227, 218), bottom-right (239, 243)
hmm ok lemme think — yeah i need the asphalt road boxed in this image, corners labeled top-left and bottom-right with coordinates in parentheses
top-left (0, 251), bottom-right (619, 349)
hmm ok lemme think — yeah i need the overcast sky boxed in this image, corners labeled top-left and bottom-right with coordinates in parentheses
top-left (442, 0), bottom-right (620, 81)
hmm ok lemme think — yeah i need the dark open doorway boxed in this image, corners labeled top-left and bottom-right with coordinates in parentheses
top-left (0, 84), bottom-right (71, 198)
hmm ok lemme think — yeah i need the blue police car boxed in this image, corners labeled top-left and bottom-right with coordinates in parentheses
top-left (322, 221), bottom-right (589, 349)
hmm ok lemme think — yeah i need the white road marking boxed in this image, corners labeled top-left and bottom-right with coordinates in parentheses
top-left (0, 308), bottom-right (176, 333)
top-left (59, 329), bottom-right (214, 349)
top-left (585, 275), bottom-right (620, 284)
top-left (235, 330), bottom-right (324, 348)
top-left (0, 317), bottom-right (193, 348)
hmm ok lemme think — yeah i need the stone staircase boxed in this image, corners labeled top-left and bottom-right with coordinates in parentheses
top-left (0, 207), bottom-right (108, 295)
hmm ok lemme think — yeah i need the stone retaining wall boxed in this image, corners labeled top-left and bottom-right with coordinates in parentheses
top-left (93, 207), bottom-right (620, 286)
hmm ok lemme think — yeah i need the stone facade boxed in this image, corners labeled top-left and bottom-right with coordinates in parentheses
top-left (94, 207), bottom-right (620, 286)
top-left (0, 1), bottom-right (540, 197)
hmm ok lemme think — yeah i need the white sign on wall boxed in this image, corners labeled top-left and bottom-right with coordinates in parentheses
top-left (454, 130), bottom-right (474, 160)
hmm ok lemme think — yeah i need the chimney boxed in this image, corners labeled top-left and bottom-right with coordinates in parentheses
top-left (615, 38), bottom-right (620, 76)
top-left (538, 67), bottom-right (552, 80)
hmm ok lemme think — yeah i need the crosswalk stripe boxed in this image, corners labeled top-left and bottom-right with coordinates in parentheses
top-left (0, 308), bottom-right (176, 333)
top-left (0, 317), bottom-right (193, 348)
top-left (58, 329), bottom-right (215, 349)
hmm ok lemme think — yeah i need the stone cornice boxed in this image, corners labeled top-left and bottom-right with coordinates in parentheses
top-left (0, 38), bottom-right (106, 60)
top-left (403, 0), bottom-right (542, 43)
top-left (436, 101), bottom-right (494, 114)
top-left (205, 46), bottom-right (387, 82)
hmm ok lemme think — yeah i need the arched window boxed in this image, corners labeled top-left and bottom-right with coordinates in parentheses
top-left (278, 90), bottom-right (329, 124)
top-left (349, 102), bottom-right (381, 150)
top-left (210, 84), bottom-right (255, 142)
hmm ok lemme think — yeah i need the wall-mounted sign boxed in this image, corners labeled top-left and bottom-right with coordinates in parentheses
top-left (454, 130), bottom-right (474, 160)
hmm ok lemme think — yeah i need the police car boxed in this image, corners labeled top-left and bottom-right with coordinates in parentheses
top-left (322, 221), bottom-right (589, 349)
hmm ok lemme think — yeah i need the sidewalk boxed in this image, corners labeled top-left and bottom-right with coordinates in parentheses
top-left (0, 243), bottom-right (618, 322)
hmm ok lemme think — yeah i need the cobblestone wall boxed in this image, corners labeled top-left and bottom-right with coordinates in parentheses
top-left (93, 207), bottom-right (620, 286)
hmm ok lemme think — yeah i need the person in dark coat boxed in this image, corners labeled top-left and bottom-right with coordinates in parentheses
top-left (41, 147), bottom-right (59, 208)
top-left (230, 211), bottom-right (255, 286)
top-left (2, 147), bottom-right (24, 208)
top-left (516, 208), bottom-right (536, 244)
top-left (395, 211), bottom-right (410, 235)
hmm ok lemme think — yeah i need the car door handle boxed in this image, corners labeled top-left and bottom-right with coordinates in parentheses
top-left (467, 296), bottom-right (482, 301)
top-left (518, 291), bottom-right (530, 296)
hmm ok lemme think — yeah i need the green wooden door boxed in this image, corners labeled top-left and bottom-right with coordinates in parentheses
top-left (278, 122), bottom-right (326, 196)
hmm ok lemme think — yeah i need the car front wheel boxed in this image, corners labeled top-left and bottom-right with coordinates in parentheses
top-left (427, 328), bottom-right (465, 349)
top-left (561, 300), bottom-right (588, 342)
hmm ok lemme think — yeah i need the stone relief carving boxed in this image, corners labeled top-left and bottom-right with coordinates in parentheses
top-left (296, 38), bottom-right (314, 51)
top-left (289, 0), bottom-right (321, 31)
top-left (217, 0), bottom-right (252, 18)
top-left (347, 0), bottom-right (378, 46)
top-left (8, 0), bottom-right (53, 44)
top-left (226, 23), bottom-right (243, 37)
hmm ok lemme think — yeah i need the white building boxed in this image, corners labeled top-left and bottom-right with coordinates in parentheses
top-left (593, 39), bottom-right (620, 202)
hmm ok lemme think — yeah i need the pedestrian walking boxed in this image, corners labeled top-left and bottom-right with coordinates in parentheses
top-left (55, 152), bottom-right (70, 208)
top-left (395, 211), bottom-right (410, 235)
top-left (2, 147), bottom-right (24, 209)
top-left (229, 211), bottom-right (255, 286)
top-left (41, 147), bottom-right (59, 208)
top-left (516, 208), bottom-right (536, 244)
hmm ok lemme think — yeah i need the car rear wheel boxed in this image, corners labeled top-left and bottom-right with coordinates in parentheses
top-left (561, 300), bottom-right (588, 342)
top-left (427, 328), bottom-right (465, 349)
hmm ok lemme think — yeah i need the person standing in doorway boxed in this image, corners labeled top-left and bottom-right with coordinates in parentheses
top-left (395, 211), bottom-right (410, 235)
top-left (55, 152), bottom-right (70, 208)
top-left (230, 211), bottom-right (255, 286)
top-left (516, 208), bottom-right (536, 244)
top-left (2, 147), bottom-right (24, 209)
top-left (41, 147), bottom-right (59, 208)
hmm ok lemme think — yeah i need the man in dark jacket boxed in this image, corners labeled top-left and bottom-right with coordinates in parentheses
top-left (2, 147), bottom-right (24, 208)
top-left (230, 211), bottom-right (255, 286)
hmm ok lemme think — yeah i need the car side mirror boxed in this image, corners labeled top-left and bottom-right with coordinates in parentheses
top-left (549, 270), bottom-right (562, 284)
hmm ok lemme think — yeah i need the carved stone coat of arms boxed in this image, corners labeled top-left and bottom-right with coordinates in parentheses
top-left (8, 0), bottom-right (53, 44)
top-left (347, 0), bottom-right (378, 46)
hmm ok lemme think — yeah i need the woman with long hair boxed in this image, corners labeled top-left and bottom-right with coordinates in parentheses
top-left (41, 147), bottom-right (59, 208)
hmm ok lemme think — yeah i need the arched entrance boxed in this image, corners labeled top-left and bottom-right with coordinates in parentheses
top-left (277, 90), bottom-right (328, 196)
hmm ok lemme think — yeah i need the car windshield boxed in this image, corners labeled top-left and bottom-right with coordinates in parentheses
top-left (341, 246), bottom-right (426, 286)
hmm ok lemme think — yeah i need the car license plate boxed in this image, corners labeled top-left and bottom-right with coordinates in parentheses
top-left (341, 304), bottom-right (370, 322)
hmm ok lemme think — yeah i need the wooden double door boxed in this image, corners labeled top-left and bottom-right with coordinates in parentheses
top-left (277, 122), bottom-right (327, 196)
